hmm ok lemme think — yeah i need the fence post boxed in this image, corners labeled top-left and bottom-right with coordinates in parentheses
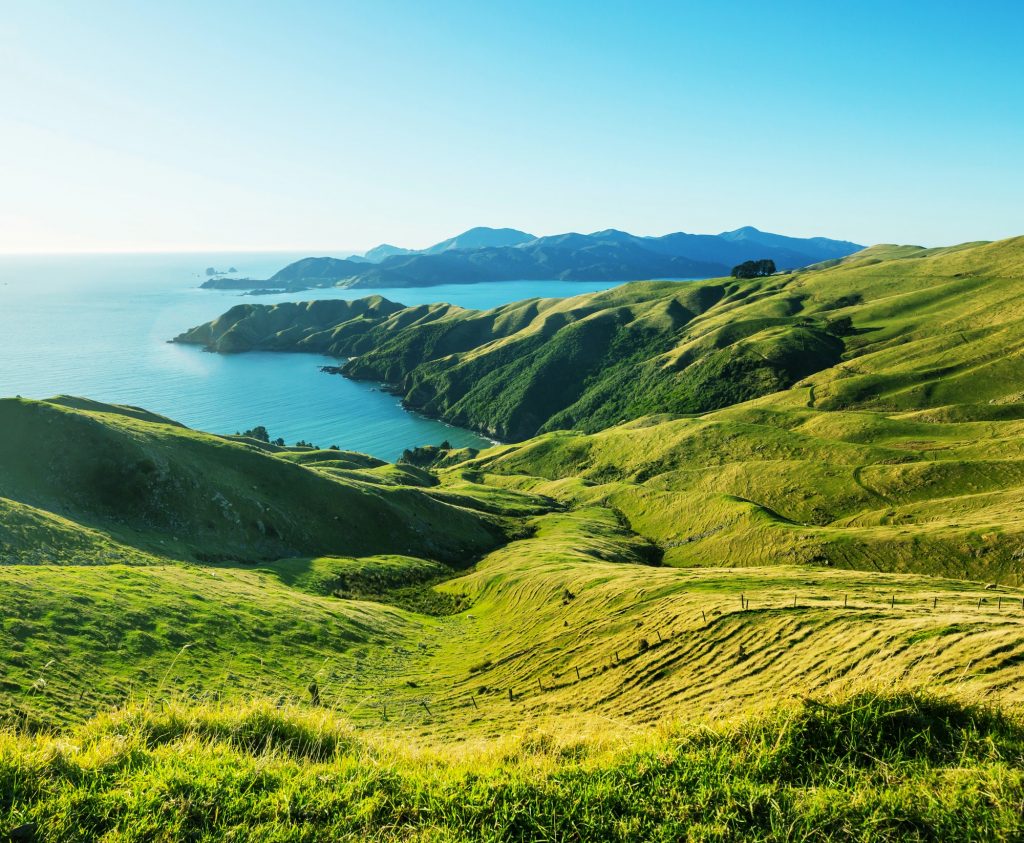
top-left (508, 688), bottom-right (513, 703)
top-left (844, 594), bottom-right (848, 608)
top-left (575, 666), bottom-right (581, 681)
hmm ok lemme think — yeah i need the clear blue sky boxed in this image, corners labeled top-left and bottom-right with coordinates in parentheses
top-left (2, 0), bottom-right (1021, 252)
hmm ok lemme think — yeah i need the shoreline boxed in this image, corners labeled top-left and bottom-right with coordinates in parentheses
top-left (318, 362), bottom-right (506, 449)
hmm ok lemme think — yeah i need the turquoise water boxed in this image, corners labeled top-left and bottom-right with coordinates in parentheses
top-left (0, 253), bottom-right (625, 460)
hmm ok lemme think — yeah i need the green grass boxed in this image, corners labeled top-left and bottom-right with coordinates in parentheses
top-left (9, 504), bottom-right (1024, 737)
top-left (0, 396), bottom-right (509, 566)
top-left (4, 692), bottom-right (1024, 841)
top-left (0, 561), bottom-right (431, 729)
top-left (454, 397), bottom-right (1024, 580)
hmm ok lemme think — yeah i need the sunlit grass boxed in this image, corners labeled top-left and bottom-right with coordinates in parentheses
top-left (4, 692), bottom-right (1024, 841)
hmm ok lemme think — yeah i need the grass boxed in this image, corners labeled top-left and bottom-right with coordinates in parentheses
top-left (9, 505), bottom-right (1024, 737)
top-left (10, 237), bottom-right (1024, 835)
top-left (0, 561), bottom-right (433, 730)
top-left (0, 396), bottom-right (509, 566)
top-left (4, 692), bottom-right (1024, 841)
top-left (455, 398), bottom-right (1024, 580)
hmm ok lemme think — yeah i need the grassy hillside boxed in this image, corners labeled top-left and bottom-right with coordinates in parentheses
top-left (173, 295), bottom-right (414, 353)
top-left (0, 396), bottom-right (507, 565)
top-left (178, 236), bottom-right (1024, 441)
top-left (455, 396), bottom-right (1024, 581)
top-left (173, 237), bottom-right (1024, 582)
top-left (9, 498), bottom-right (1024, 734)
top-left (8, 511), bottom-right (1024, 839)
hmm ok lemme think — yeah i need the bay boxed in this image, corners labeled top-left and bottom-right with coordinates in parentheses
top-left (0, 252), bottom-right (624, 460)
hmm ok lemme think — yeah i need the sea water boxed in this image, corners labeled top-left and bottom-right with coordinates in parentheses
top-left (0, 252), bottom-right (625, 460)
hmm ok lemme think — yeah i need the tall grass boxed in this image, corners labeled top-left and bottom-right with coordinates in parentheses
top-left (3, 691), bottom-right (1024, 841)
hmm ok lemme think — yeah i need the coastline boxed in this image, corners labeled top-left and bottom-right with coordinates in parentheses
top-left (318, 362), bottom-right (506, 449)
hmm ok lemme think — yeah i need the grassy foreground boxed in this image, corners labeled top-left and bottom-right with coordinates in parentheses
top-left (3, 692), bottom-right (1023, 841)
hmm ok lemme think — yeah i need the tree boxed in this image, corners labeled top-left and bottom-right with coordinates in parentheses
top-left (731, 259), bottom-right (776, 279)
top-left (240, 425), bottom-right (270, 443)
top-left (825, 315), bottom-right (855, 336)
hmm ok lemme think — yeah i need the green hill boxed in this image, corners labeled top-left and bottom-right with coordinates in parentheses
top-left (168, 237), bottom-right (1024, 583)
top-left (179, 236), bottom-right (1024, 441)
top-left (0, 396), bottom-right (507, 566)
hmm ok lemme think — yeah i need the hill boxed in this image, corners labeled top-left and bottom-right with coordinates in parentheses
top-left (420, 225), bottom-right (536, 255)
top-left (200, 225), bottom-right (862, 291)
top-left (182, 237), bottom-right (1020, 441)
top-left (174, 236), bottom-right (1024, 582)
top-left (360, 226), bottom-right (535, 264)
top-left (0, 396), bottom-right (508, 566)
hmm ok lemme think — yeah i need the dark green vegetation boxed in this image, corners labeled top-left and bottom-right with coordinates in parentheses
top-left (6, 693), bottom-right (1024, 841)
top-left (731, 257), bottom-right (776, 278)
top-left (200, 225), bottom-right (860, 291)
top-left (11, 235), bottom-right (1024, 838)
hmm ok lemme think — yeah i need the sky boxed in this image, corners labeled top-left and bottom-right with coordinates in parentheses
top-left (1, 0), bottom-right (1021, 253)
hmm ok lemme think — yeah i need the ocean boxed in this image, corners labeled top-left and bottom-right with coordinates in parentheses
top-left (0, 252), bottom-right (625, 460)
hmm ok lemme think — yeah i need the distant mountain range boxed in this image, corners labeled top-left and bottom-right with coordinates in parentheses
top-left (359, 227), bottom-right (534, 263)
top-left (201, 225), bottom-right (863, 292)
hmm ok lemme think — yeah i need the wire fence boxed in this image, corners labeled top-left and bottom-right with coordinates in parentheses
top-left (310, 586), bottom-right (1024, 723)
top-left (20, 586), bottom-right (1024, 727)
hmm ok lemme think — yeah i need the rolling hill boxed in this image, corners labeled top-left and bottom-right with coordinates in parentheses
top-left (175, 236), bottom-right (1024, 583)
top-left (0, 396), bottom-right (508, 566)
top-left (181, 236), bottom-right (1024, 439)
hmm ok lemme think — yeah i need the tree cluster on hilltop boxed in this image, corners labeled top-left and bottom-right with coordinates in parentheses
top-left (731, 259), bottom-right (776, 278)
